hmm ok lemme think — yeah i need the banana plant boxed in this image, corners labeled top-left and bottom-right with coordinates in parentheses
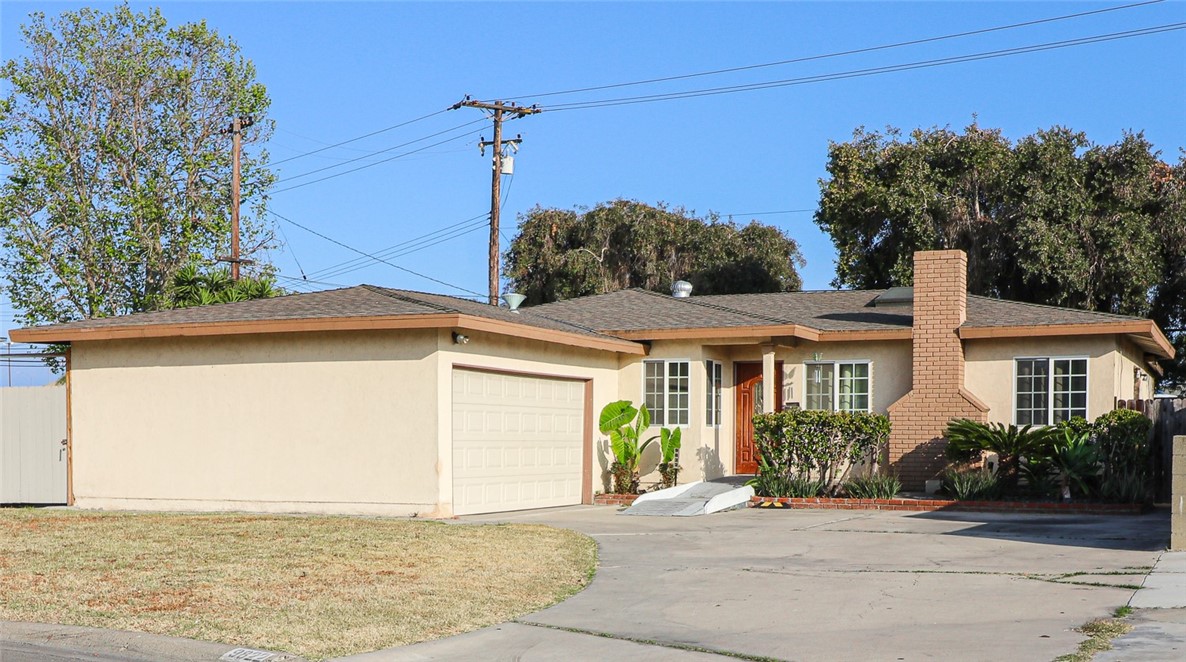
top-left (599, 400), bottom-right (661, 494)
top-left (658, 427), bottom-right (682, 489)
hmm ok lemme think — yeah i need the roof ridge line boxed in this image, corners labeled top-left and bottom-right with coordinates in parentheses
top-left (361, 285), bottom-right (458, 314)
top-left (633, 288), bottom-right (799, 326)
top-left (966, 294), bottom-right (1143, 321)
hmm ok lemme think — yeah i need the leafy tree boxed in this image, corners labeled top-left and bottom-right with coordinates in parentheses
top-left (0, 4), bottom-right (275, 328)
top-left (505, 199), bottom-right (804, 305)
top-left (816, 123), bottom-right (1186, 383)
top-left (167, 264), bottom-right (279, 308)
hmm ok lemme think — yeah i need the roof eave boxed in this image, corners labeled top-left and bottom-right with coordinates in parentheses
top-left (602, 325), bottom-right (911, 343)
top-left (9, 313), bottom-right (647, 356)
top-left (959, 320), bottom-right (1175, 359)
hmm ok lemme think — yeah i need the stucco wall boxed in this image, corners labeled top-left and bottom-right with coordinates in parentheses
top-left (435, 329), bottom-right (622, 504)
top-left (70, 329), bottom-right (441, 516)
top-left (964, 335), bottom-right (1121, 425)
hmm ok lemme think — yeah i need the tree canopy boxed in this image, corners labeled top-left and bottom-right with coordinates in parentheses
top-left (0, 4), bottom-right (275, 326)
top-left (815, 123), bottom-right (1186, 384)
top-left (505, 200), bottom-right (805, 305)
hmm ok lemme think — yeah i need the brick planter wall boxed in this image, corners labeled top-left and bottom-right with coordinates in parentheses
top-left (594, 493), bottom-right (640, 506)
top-left (750, 496), bottom-right (1147, 515)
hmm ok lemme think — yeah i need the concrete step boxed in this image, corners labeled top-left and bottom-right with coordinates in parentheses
top-left (621, 481), bottom-right (754, 517)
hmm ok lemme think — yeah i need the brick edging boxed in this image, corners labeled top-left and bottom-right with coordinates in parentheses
top-left (594, 494), bottom-right (640, 506)
top-left (749, 496), bottom-right (1147, 515)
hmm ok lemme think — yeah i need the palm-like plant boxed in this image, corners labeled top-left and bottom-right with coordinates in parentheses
top-left (1048, 427), bottom-right (1100, 499)
top-left (945, 419), bottom-right (1058, 489)
top-left (599, 400), bottom-right (659, 494)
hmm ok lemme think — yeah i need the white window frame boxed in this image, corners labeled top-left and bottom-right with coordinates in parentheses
top-left (705, 360), bottom-right (723, 427)
top-left (804, 360), bottom-right (872, 413)
top-left (1012, 356), bottom-right (1089, 426)
top-left (643, 359), bottom-right (691, 427)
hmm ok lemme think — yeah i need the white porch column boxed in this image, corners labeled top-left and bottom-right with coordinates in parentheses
top-left (761, 344), bottom-right (776, 414)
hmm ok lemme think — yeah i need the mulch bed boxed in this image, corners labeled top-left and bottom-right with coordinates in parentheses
top-left (750, 496), bottom-right (1148, 515)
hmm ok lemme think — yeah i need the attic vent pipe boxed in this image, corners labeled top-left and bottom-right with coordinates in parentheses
top-left (672, 280), bottom-right (693, 298)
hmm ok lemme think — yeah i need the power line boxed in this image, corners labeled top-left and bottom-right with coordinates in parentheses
top-left (502, 0), bottom-right (1165, 101)
top-left (275, 119), bottom-right (486, 185)
top-left (544, 22), bottom-right (1186, 111)
top-left (270, 128), bottom-right (486, 194)
top-left (309, 212), bottom-right (489, 280)
top-left (315, 216), bottom-right (491, 281)
top-left (270, 108), bottom-right (450, 166)
top-left (268, 210), bottom-right (484, 296)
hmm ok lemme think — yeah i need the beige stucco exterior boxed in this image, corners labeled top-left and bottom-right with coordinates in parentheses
top-left (70, 328), bottom-right (622, 517)
top-left (63, 314), bottom-right (1168, 516)
top-left (964, 335), bottom-right (1137, 426)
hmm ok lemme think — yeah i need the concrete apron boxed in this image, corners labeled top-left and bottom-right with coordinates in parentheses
top-left (353, 506), bottom-right (1167, 662)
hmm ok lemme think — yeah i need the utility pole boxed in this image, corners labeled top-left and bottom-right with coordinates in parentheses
top-left (219, 115), bottom-right (256, 280)
top-left (451, 97), bottom-right (540, 305)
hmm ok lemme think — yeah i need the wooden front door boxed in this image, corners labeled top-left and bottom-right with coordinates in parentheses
top-left (735, 362), bottom-right (781, 474)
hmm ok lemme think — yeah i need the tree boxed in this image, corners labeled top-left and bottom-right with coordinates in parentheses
top-left (816, 123), bottom-right (1186, 384)
top-left (505, 199), bottom-right (805, 305)
top-left (0, 4), bottom-right (275, 328)
top-left (166, 264), bottom-right (279, 308)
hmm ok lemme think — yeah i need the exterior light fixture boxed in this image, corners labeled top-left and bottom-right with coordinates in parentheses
top-left (452, 332), bottom-right (469, 345)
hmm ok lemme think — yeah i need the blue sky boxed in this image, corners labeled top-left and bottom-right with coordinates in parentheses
top-left (1, 1), bottom-right (1184, 384)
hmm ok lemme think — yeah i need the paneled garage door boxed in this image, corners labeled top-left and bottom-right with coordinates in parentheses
top-left (451, 368), bottom-right (586, 515)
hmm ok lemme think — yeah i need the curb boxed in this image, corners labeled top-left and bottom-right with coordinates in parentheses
top-left (0, 621), bottom-right (305, 662)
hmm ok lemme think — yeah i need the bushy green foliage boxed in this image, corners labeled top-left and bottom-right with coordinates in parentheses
top-left (945, 419), bottom-right (1058, 488)
top-left (751, 409), bottom-right (891, 495)
top-left (505, 200), bottom-right (804, 305)
top-left (945, 410), bottom-right (1152, 503)
top-left (943, 469), bottom-right (1004, 501)
top-left (0, 4), bottom-right (276, 331)
top-left (842, 474), bottom-right (902, 499)
top-left (816, 123), bottom-right (1186, 383)
top-left (167, 264), bottom-right (279, 309)
top-left (599, 400), bottom-right (681, 494)
top-left (747, 459), bottom-right (826, 498)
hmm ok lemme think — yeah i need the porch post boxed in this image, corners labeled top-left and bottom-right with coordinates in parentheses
top-left (761, 344), bottom-right (776, 414)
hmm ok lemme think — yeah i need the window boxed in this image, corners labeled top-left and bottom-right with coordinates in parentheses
top-left (706, 360), bottom-right (723, 427)
top-left (1015, 357), bottom-right (1087, 425)
top-left (644, 359), bottom-right (690, 426)
top-left (805, 361), bottom-right (871, 412)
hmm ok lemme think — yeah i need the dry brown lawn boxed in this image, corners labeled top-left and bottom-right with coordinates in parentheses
top-left (0, 508), bottom-right (597, 660)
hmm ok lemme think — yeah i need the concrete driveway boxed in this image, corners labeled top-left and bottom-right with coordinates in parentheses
top-left (350, 506), bottom-right (1168, 662)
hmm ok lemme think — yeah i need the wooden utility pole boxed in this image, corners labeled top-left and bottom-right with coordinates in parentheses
top-left (451, 98), bottom-right (539, 305)
top-left (220, 115), bottom-right (255, 280)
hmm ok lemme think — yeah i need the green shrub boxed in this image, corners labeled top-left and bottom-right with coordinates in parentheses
top-left (943, 469), bottom-right (1004, 501)
top-left (747, 472), bottom-right (826, 498)
top-left (1049, 427), bottom-right (1101, 498)
top-left (842, 474), bottom-right (902, 499)
top-left (751, 409), bottom-right (891, 495)
top-left (945, 419), bottom-right (1058, 489)
top-left (1094, 409), bottom-right (1152, 475)
top-left (1101, 467), bottom-right (1149, 504)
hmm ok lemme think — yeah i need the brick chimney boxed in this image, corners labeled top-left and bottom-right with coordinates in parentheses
top-left (887, 250), bottom-right (988, 489)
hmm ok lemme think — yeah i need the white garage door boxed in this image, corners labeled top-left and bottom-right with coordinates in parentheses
top-left (452, 368), bottom-right (585, 515)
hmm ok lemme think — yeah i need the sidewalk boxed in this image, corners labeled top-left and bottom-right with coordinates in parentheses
top-left (1098, 551), bottom-right (1186, 661)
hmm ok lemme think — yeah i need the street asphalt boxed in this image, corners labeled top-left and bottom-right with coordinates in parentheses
top-left (1, 505), bottom-right (1176, 662)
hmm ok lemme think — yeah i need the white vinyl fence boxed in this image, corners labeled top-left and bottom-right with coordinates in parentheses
top-left (0, 386), bottom-right (67, 504)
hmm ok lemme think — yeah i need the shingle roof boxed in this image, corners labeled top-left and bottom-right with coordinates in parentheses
top-left (964, 295), bottom-right (1147, 328)
top-left (13, 285), bottom-right (619, 341)
top-left (530, 288), bottom-right (1150, 333)
top-left (12, 284), bottom-right (1160, 351)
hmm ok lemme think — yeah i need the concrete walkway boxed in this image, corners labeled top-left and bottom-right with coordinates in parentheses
top-left (1098, 551), bottom-right (1186, 661)
top-left (344, 506), bottom-right (1170, 661)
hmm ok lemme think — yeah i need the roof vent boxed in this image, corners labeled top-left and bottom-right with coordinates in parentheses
top-left (873, 286), bottom-right (914, 307)
top-left (672, 280), bottom-right (693, 298)
top-left (502, 292), bottom-right (526, 312)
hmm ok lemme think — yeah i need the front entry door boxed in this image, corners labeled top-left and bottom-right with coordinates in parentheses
top-left (734, 362), bottom-right (781, 474)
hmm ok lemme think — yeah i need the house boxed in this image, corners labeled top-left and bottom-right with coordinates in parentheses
top-left (10, 250), bottom-right (1173, 516)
